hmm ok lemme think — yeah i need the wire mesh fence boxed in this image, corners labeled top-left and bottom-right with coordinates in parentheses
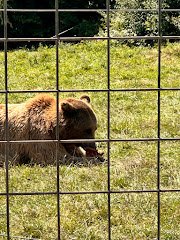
top-left (0, 0), bottom-right (180, 239)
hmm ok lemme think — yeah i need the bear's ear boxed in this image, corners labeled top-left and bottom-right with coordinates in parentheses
top-left (80, 95), bottom-right (90, 103)
top-left (61, 102), bottom-right (77, 116)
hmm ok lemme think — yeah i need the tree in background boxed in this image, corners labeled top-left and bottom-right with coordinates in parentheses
top-left (100, 0), bottom-right (180, 45)
top-left (161, 0), bottom-right (180, 37)
top-left (0, 0), bottom-right (115, 48)
top-left (0, 0), bottom-right (179, 47)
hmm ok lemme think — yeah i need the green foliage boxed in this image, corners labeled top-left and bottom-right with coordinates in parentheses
top-left (1, 0), bottom-right (179, 48)
top-left (0, 0), bottom-right (115, 48)
top-left (100, 0), bottom-right (180, 45)
top-left (0, 0), bottom-right (3, 36)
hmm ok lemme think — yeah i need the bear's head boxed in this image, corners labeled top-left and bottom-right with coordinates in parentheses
top-left (59, 95), bottom-right (98, 157)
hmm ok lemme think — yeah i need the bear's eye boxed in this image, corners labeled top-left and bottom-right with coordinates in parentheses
top-left (86, 128), bottom-right (92, 135)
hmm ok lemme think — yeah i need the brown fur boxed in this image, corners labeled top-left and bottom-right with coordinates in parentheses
top-left (0, 94), bottom-right (97, 166)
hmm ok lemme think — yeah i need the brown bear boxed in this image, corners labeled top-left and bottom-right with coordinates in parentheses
top-left (0, 94), bottom-right (103, 166)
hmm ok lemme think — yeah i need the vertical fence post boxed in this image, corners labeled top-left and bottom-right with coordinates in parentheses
top-left (157, 0), bottom-right (162, 239)
top-left (55, 0), bottom-right (61, 239)
top-left (3, 0), bottom-right (10, 239)
top-left (106, 0), bottom-right (111, 239)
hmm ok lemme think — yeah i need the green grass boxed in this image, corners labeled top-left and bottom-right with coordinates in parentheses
top-left (0, 41), bottom-right (180, 239)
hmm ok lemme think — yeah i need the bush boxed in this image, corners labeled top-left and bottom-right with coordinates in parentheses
top-left (99, 0), bottom-right (180, 45)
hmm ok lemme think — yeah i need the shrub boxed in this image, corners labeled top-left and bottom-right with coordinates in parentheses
top-left (99, 0), bottom-right (180, 45)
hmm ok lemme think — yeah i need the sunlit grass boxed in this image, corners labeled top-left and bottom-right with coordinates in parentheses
top-left (0, 41), bottom-right (179, 239)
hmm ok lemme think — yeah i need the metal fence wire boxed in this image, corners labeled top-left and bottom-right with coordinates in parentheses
top-left (0, 0), bottom-right (180, 239)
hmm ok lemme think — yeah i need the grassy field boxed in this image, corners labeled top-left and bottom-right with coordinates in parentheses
top-left (0, 41), bottom-right (180, 239)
